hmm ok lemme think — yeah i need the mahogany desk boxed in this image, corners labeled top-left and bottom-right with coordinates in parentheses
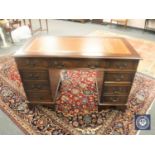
top-left (14, 36), bottom-right (141, 110)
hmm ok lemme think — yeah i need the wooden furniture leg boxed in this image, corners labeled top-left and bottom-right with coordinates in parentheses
top-left (46, 19), bottom-right (49, 32)
top-left (28, 19), bottom-right (33, 34)
top-left (39, 19), bottom-right (42, 31)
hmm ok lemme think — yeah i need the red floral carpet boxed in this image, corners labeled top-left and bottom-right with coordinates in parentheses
top-left (0, 57), bottom-right (155, 135)
top-left (56, 70), bottom-right (98, 116)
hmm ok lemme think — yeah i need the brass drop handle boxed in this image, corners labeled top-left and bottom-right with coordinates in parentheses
top-left (48, 61), bottom-right (55, 67)
top-left (115, 75), bottom-right (125, 81)
top-left (88, 64), bottom-right (98, 69)
top-left (29, 74), bottom-right (39, 79)
top-left (57, 64), bottom-right (65, 69)
top-left (31, 62), bottom-right (36, 67)
top-left (53, 61), bottom-right (65, 68)
top-left (26, 60), bottom-right (30, 65)
top-left (31, 85), bottom-right (35, 89)
top-left (26, 60), bottom-right (36, 66)
top-left (113, 90), bottom-right (120, 94)
top-left (117, 63), bottom-right (128, 69)
top-left (31, 84), bottom-right (42, 89)
top-left (48, 61), bottom-right (53, 67)
top-left (29, 73), bottom-right (33, 78)
top-left (110, 97), bottom-right (119, 102)
top-left (113, 88), bottom-right (123, 94)
top-left (53, 61), bottom-right (58, 65)
top-left (39, 96), bottom-right (43, 100)
top-left (37, 85), bottom-right (42, 89)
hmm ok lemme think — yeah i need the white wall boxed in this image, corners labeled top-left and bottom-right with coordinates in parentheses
top-left (127, 19), bottom-right (145, 29)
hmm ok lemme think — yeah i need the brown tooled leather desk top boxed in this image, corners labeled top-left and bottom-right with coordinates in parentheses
top-left (14, 36), bottom-right (141, 59)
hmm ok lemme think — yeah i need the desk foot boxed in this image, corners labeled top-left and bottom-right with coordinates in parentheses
top-left (98, 105), bottom-right (127, 112)
top-left (28, 103), bottom-right (56, 111)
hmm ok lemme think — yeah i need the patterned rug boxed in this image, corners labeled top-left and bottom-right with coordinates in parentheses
top-left (0, 57), bottom-right (155, 135)
top-left (56, 70), bottom-right (98, 117)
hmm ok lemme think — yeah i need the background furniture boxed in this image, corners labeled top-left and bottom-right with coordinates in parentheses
top-left (4, 20), bottom-right (22, 43)
top-left (14, 36), bottom-right (141, 111)
top-left (144, 19), bottom-right (155, 32)
top-left (0, 19), bottom-right (22, 43)
top-left (91, 19), bottom-right (104, 24)
top-left (111, 19), bottom-right (128, 27)
top-left (23, 19), bottom-right (48, 34)
top-left (68, 19), bottom-right (90, 23)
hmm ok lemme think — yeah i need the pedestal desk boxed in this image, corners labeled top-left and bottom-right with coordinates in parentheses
top-left (14, 36), bottom-right (141, 110)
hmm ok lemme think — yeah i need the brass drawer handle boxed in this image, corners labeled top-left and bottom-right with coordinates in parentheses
top-left (112, 88), bottom-right (123, 94)
top-left (49, 61), bottom-right (58, 67)
top-left (53, 61), bottom-right (58, 65)
top-left (26, 60), bottom-right (37, 67)
top-left (116, 63), bottom-right (128, 69)
top-left (29, 74), bottom-right (39, 79)
top-left (113, 90), bottom-right (120, 94)
top-left (37, 85), bottom-right (42, 89)
top-left (53, 61), bottom-right (65, 68)
top-left (57, 64), bottom-right (65, 69)
top-left (115, 75), bottom-right (125, 81)
top-left (48, 62), bottom-right (52, 67)
top-left (88, 64), bottom-right (99, 69)
top-left (31, 85), bottom-right (42, 89)
top-left (88, 64), bottom-right (98, 69)
top-left (26, 60), bottom-right (30, 65)
top-left (110, 97), bottom-right (119, 102)
top-left (39, 96), bottom-right (43, 100)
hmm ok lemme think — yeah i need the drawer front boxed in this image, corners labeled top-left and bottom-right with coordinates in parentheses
top-left (103, 95), bottom-right (128, 104)
top-left (48, 58), bottom-right (105, 69)
top-left (26, 91), bottom-right (52, 102)
top-left (16, 58), bottom-right (105, 69)
top-left (105, 59), bottom-right (138, 70)
top-left (20, 70), bottom-right (49, 80)
top-left (104, 72), bottom-right (134, 82)
top-left (23, 81), bottom-right (50, 91)
top-left (16, 58), bottom-right (49, 69)
top-left (16, 58), bottom-right (138, 70)
top-left (103, 85), bottom-right (131, 95)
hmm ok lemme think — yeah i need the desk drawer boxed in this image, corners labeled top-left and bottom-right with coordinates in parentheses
top-left (104, 72), bottom-right (134, 82)
top-left (16, 58), bottom-right (49, 69)
top-left (103, 95), bottom-right (128, 104)
top-left (20, 70), bottom-right (49, 80)
top-left (23, 80), bottom-right (50, 91)
top-left (103, 85), bottom-right (131, 95)
top-left (105, 59), bottom-right (138, 70)
top-left (48, 58), bottom-right (105, 69)
top-left (26, 91), bottom-right (52, 102)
